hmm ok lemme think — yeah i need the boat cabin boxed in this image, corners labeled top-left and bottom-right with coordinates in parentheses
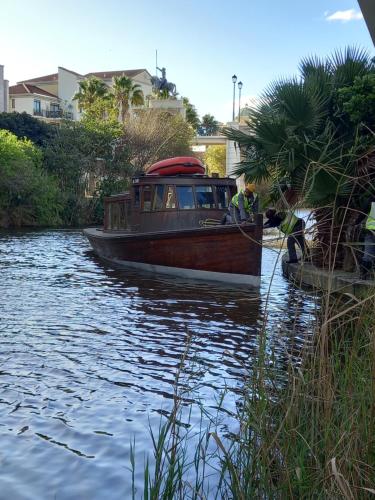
top-left (104, 175), bottom-right (238, 233)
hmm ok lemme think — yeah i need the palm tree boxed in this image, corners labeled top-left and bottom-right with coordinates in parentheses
top-left (199, 114), bottom-right (219, 136)
top-left (224, 47), bottom-right (375, 269)
top-left (73, 77), bottom-right (109, 111)
top-left (111, 75), bottom-right (144, 122)
top-left (182, 97), bottom-right (200, 131)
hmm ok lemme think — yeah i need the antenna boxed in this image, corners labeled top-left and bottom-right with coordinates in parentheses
top-left (155, 49), bottom-right (158, 75)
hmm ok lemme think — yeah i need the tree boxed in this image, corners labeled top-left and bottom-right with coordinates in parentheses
top-left (111, 75), bottom-right (144, 122)
top-left (73, 76), bottom-right (109, 112)
top-left (118, 110), bottom-right (194, 172)
top-left (0, 130), bottom-right (60, 227)
top-left (43, 120), bottom-right (130, 225)
top-left (0, 112), bottom-right (56, 146)
top-left (224, 47), bottom-right (375, 269)
top-left (204, 145), bottom-right (226, 177)
top-left (182, 97), bottom-right (200, 131)
top-left (199, 114), bottom-right (219, 136)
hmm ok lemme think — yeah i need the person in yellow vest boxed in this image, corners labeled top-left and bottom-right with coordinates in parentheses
top-left (226, 184), bottom-right (259, 225)
top-left (359, 200), bottom-right (375, 279)
top-left (264, 209), bottom-right (307, 263)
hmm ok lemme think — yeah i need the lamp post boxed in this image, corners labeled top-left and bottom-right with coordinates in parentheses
top-left (232, 74), bottom-right (237, 121)
top-left (238, 81), bottom-right (243, 122)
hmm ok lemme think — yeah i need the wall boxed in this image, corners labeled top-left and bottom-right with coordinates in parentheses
top-left (33, 81), bottom-right (58, 97)
top-left (58, 67), bottom-right (81, 120)
top-left (10, 95), bottom-right (55, 116)
top-left (149, 98), bottom-right (186, 118)
top-left (0, 65), bottom-right (7, 112)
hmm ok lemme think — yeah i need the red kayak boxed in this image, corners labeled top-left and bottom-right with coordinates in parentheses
top-left (147, 156), bottom-right (205, 176)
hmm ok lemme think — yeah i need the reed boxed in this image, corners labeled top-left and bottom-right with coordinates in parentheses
top-left (131, 215), bottom-right (374, 499)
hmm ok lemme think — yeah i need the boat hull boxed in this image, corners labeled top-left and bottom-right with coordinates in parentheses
top-left (84, 222), bottom-right (262, 286)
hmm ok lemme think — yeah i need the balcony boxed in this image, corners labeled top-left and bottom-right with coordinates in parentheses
top-left (33, 109), bottom-right (73, 120)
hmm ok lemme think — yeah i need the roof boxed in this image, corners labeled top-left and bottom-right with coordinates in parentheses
top-left (86, 69), bottom-right (149, 79)
top-left (9, 83), bottom-right (58, 98)
top-left (18, 73), bottom-right (58, 84)
top-left (17, 68), bottom-right (151, 86)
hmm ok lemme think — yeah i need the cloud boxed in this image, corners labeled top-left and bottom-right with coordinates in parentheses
top-left (325, 9), bottom-right (363, 22)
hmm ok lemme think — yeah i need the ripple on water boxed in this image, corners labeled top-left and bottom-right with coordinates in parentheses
top-left (0, 229), bottom-right (316, 499)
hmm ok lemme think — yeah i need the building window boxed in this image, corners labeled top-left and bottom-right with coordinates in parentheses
top-left (11, 99), bottom-right (15, 109)
top-left (33, 99), bottom-right (41, 114)
top-left (176, 186), bottom-right (195, 210)
top-left (195, 185), bottom-right (215, 208)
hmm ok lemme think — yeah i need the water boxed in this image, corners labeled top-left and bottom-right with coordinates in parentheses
top-left (0, 229), bottom-right (316, 499)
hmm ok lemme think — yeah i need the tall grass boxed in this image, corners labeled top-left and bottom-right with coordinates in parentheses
top-left (132, 207), bottom-right (374, 499)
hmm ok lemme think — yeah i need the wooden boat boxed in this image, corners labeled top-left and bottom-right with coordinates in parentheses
top-left (84, 161), bottom-right (263, 285)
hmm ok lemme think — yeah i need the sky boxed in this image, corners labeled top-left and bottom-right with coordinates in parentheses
top-left (0, 0), bottom-right (373, 122)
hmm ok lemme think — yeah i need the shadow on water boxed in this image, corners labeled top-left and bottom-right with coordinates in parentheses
top-left (0, 229), bottom-right (316, 499)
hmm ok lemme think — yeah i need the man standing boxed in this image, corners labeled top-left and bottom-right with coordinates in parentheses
top-left (227, 184), bottom-right (259, 224)
top-left (264, 209), bottom-right (307, 264)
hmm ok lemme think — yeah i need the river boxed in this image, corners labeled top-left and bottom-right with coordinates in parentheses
top-left (0, 229), bottom-right (316, 499)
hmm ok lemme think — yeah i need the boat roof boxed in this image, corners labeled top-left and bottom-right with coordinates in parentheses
top-left (132, 175), bottom-right (236, 185)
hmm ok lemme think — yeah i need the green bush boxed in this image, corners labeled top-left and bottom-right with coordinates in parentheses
top-left (0, 129), bottom-right (60, 227)
top-left (0, 112), bottom-right (56, 146)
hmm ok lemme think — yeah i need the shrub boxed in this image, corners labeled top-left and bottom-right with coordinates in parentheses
top-left (0, 130), bottom-right (60, 227)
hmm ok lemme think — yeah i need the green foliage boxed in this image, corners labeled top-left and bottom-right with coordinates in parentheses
top-left (182, 97), bottom-right (200, 131)
top-left (337, 73), bottom-right (375, 128)
top-left (43, 120), bottom-right (131, 225)
top-left (0, 112), bottom-right (56, 146)
top-left (73, 76), bottom-right (109, 111)
top-left (0, 130), bottom-right (60, 227)
top-left (224, 46), bottom-right (375, 208)
top-left (198, 114), bottom-right (219, 136)
top-left (204, 145), bottom-right (226, 177)
top-left (112, 75), bottom-right (144, 122)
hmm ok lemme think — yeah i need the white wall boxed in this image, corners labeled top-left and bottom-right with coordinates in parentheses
top-left (58, 67), bottom-right (81, 120)
top-left (149, 98), bottom-right (186, 118)
top-left (133, 70), bottom-right (153, 98)
top-left (0, 65), bottom-right (6, 112)
top-left (10, 95), bottom-right (55, 116)
top-left (225, 121), bottom-right (241, 176)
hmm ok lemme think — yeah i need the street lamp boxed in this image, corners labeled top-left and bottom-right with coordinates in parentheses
top-left (238, 81), bottom-right (243, 122)
top-left (232, 74), bottom-right (237, 121)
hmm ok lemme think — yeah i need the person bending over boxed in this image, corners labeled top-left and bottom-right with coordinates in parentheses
top-left (222, 184), bottom-right (258, 225)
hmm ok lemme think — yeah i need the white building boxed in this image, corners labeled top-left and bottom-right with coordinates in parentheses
top-left (0, 65), bottom-right (9, 112)
top-left (9, 66), bottom-right (185, 121)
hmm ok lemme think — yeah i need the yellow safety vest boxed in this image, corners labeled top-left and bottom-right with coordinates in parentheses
top-left (365, 202), bottom-right (375, 231)
top-left (280, 212), bottom-right (299, 235)
top-left (231, 191), bottom-right (257, 212)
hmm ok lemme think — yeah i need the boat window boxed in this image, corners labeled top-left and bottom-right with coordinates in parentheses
top-left (176, 186), bottom-right (195, 210)
top-left (142, 185), bottom-right (152, 211)
top-left (195, 185), bottom-right (215, 208)
top-left (165, 185), bottom-right (176, 209)
top-left (133, 186), bottom-right (140, 208)
top-left (216, 185), bottom-right (230, 209)
top-left (153, 185), bottom-right (165, 210)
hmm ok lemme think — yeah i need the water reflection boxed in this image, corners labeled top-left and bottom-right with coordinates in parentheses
top-left (0, 229), bottom-right (316, 499)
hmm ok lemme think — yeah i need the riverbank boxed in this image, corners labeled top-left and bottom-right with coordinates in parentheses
top-left (282, 253), bottom-right (375, 298)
